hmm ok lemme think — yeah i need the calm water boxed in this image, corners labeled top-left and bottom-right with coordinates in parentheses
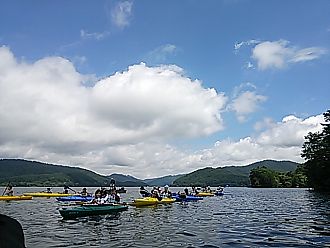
top-left (0, 187), bottom-right (329, 247)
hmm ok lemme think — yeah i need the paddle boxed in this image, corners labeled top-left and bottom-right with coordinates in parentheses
top-left (67, 186), bottom-right (77, 194)
top-left (2, 182), bottom-right (10, 196)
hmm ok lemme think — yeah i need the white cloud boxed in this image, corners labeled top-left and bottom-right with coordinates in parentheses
top-left (147, 44), bottom-right (178, 63)
top-left (230, 90), bottom-right (267, 122)
top-left (252, 40), bottom-right (327, 70)
top-left (0, 46), bottom-right (325, 178)
top-left (111, 1), bottom-right (133, 29)
top-left (289, 47), bottom-right (327, 63)
top-left (177, 113), bottom-right (324, 172)
top-left (244, 61), bottom-right (254, 69)
top-left (256, 115), bottom-right (323, 147)
top-left (0, 46), bottom-right (227, 177)
top-left (234, 39), bottom-right (260, 52)
top-left (80, 29), bottom-right (109, 40)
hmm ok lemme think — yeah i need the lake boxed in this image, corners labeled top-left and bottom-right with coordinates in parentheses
top-left (0, 187), bottom-right (329, 247)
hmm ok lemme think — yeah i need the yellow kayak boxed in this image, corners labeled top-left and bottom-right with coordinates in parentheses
top-left (130, 197), bottom-right (175, 207)
top-left (23, 192), bottom-right (74, 197)
top-left (0, 195), bottom-right (33, 201)
top-left (196, 192), bottom-right (214, 197)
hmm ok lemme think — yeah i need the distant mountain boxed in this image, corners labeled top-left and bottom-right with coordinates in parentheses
top-left (0, 158), bottom-right (300, 188)
top-left (143, 175), bottom-right (184, 186)
top-left (107, 173), bottom-right (148, 187)
top-left (0, 159), bottom-right (109, 187)
top-left (173, 160), bottom-right (300, 187)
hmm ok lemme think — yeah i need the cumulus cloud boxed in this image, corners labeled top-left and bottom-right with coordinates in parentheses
top-left (229, 83), bottom-right (267, 122)
top-left (252, 40), bottom-right (327, 70)
top-left (256, 115), bottom-right (324, 147)
top-left (102, 113), bottom-right (324, 178)
top-left (111, 1), bottom-right (133, 29)
top-left (0, 46), bottom-right (325, 178)
top-left (0, 45), bottom-right (227, 177)
top-left (176, 113), bottom-right (324, 173)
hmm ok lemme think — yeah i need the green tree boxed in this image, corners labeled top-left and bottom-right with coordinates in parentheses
top-left (301, 110), bottom-right (330, 191)
top-left (249, 166), bottom-right (279, 187)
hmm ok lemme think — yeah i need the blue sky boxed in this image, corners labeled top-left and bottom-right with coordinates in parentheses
top-left (0, 0), bottom-right (329, 178)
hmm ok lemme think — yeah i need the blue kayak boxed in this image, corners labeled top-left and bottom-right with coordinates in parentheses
top-left (172, 194), bottom-right (203, 202)
top-left (56, 195), bottom-right (93, 202)
top-left (214, 191), bottom-right (224, 196)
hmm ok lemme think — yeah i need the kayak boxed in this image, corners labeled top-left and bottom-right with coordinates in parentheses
top-left (56, 195), bottom-right (93, 202)
top-left (172, 194), bottom-right (203, 202)
top-left (130, 197), bottom-right (175, 207)
top-left (196, 192), bottom-right (214, 197)
top-left (0, 195), bottom-right (32, 201)
top-left (23, 192), bottom-right (74, 197)
top-left (59, 204), bottom-right (128, 219)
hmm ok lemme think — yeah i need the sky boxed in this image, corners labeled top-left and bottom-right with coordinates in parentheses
top-left (0, 0), bottom-right (329, 179)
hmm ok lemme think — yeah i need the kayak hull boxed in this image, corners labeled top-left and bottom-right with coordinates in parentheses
top-left (173, 195), bottom-right (203, 202)
top-left (196, 192), bottom-right (214, 197)
top-left (23, 192), bottom-right (74, 197)
top-left (59, 204), bottom-right (128, 219)
top-left (130, 197), bottom-right (175, 206)
top-left (0, 195), bottom-right (32, 201)
top-left (56, 195), bottom-right (93, 202)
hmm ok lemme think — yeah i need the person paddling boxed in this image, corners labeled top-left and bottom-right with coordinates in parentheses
top-left (63, 186), bottom-right (69, 194)
top-left (80, 188), bottom-right (88, 196)
top-left (4, 185), bottom-right (13, 196)
top-left (139, 186), bottom-right (150, 197)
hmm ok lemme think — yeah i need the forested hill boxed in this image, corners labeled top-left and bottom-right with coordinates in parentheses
top-left (172, 160), bottom-right (299, 187)
top-left (0, 159), bottom-right (299, 187)
top-left (0, 159), bottom-right (109, 186)
top-left (107, 173), bottom-right (148, 187)
top-left (143, 175), bottom-right (184, 186)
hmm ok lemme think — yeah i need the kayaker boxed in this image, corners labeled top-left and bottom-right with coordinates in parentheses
top-left (94, 188), bottom-right (102, 198)
top-left (80, 188), bottom-right (88, 196)
top-left (151, 187), bottom-right (162, 201)
top-left (139, 186), bottom-right (150, 197)
top-left (63, 186), bottom-right (69, 194)
top-left (46, 188), bottom-right (52, 193)
top-left (90, 188), bottom-right (102, 204)
top-left (4, 185), bottom-right (13, 196)
top-left (161, 185), bottom-right (171, 198)
top-left (217, 186), bottom-right (224, 192)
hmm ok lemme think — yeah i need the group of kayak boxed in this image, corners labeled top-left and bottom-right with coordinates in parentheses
top-left (1, 183), bottom-right (225, 219)
top-left (130, 185), bottom-right (225, 207)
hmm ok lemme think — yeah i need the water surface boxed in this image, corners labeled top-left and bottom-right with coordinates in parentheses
top-left (1, 187), bottom-right (329, 247)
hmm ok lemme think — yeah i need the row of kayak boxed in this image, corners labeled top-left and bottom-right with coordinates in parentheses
top-left (0, 191), bottom-right (224, 202)
top-left (0, 191), bottom-right (225, 219)
top-left (59, 196), bottom-right (194, 219)
top-left (0, 192), bottom-right (77, 201)
top-left (59, 193), bottom-right (221, 219)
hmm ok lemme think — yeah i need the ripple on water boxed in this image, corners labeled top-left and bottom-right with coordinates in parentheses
top-left (1, 187), bottom-right (330, 247)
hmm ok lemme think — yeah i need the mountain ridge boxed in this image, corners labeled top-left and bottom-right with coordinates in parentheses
top-left (172, 160), bottom-right (300, 187)
top-left (0, 159), bottom-right (299, 187)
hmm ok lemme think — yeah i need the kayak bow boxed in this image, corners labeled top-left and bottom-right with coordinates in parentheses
top-left (0, 195), bottom-right (32, 201)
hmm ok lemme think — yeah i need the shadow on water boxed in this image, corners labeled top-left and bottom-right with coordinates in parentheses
top-left (306, 191), bottom-right (330, 237)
